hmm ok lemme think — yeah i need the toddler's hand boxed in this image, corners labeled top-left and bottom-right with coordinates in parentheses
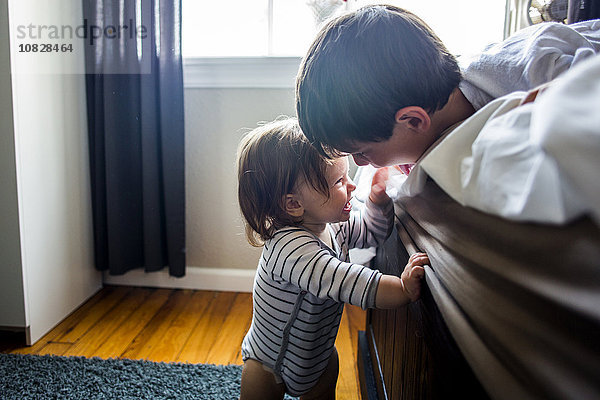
top-left (369, 167), bottom-right (391, 206)
top-left (400, 252), bottom-right (428, 302)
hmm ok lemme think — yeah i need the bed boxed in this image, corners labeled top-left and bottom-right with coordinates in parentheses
top-left (354, 55), bottom-right (600, 400)
top-left (357, 180), bottom-right (600, 400)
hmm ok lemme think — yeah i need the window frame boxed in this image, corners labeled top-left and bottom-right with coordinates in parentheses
top-left (183, 0), bottom-right (301, 89)
top-left (183, 56), bottom-right (301, 89)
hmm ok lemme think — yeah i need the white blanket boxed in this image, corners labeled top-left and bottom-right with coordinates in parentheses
top-left (459, 19), bottom-right (600, 110)
top-left (356, 54), bottom-right (600, 226)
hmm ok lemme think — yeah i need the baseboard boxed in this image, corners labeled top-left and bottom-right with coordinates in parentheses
top-left (103, 266), bottom-right (255, 293)
top-left (0, 326), bottom-right (30, 346)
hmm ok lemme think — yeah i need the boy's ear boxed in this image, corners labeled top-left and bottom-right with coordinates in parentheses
top-left (394, 106), bottom-right (431, 133)
top-left (283, 194), bottom-right (304, 218)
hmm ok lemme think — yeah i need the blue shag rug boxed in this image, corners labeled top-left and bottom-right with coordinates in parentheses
top-left (0, 353), bottom-right (297, 399)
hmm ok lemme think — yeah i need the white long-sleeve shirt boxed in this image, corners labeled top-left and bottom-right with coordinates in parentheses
top-left (241, 197), bottom-right (393, 396)
top-left (460, 19), bottom-right (600, 110)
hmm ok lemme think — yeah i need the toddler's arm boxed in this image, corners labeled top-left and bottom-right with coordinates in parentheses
top-left (375, 252), bottom-right (428, 309)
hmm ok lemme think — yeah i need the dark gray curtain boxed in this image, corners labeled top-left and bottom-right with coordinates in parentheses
top-left (83, 0), bottom-right (185, 276)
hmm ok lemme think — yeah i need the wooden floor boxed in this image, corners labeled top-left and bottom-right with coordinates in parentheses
top-left (1, 285), bottom-right (365, 399)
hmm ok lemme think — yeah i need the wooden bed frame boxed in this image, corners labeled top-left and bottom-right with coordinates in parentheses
top-left (357, 224), bottom-right (489, 400)
top-left (356, 180), bottom-right (600, 400)
top-left (358, 229), bottom-right (489, 400)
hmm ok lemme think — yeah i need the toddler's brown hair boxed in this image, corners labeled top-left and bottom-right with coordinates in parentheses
top-left (237, 118), bottom-right (334, 246)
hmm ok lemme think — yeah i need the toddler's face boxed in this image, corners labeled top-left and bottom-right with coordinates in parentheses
top-left (297, 157), bottom-right (356, 230)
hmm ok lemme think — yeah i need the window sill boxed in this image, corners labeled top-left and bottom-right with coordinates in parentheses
top-left (183, 57), bottom-right (302, 89)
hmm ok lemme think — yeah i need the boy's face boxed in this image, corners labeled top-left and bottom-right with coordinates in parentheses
top-left (296, 157), bottom-right (356, 231)
top-left (343, 123), bottom-right (434, 168)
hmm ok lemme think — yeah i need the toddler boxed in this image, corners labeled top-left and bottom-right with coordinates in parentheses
top-left (237, 118), bottom-right (428, 400)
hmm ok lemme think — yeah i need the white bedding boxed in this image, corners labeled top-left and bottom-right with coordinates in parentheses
top-left (355, 54), bottom-right (600, 226)
top-left (459, 19), bottom-right (600, 110)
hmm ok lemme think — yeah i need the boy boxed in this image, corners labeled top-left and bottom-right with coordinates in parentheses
top-left (295, 5), bottom-right (600, 168)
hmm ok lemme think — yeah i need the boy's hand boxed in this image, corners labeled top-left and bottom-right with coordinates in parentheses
top-left (400, 252), bottom-right (428, 302)
top-left (519, 80), bottom-right (553, 106)
top-left (369, 167), bottom-right (391, 206)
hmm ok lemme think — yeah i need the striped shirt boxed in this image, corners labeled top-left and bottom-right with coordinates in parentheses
top-left (241, 198), bottom-right (393, 396)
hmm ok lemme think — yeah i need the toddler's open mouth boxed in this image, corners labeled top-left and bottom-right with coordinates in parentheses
top-left (343, 200), bottom-right (352, 213)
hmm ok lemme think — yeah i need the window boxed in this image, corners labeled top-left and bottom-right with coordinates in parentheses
top-left (182, 0), bottom-right (507, 87)
top-left (344, 0), bottom-right (508, 58)
top-left (182, 0), bottom-right (347, 57)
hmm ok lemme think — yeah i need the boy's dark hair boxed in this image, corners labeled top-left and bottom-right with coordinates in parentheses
top-left (296, 4), bottom-right (462, 157)
top-left (237, 118), bottom-right (333, 246)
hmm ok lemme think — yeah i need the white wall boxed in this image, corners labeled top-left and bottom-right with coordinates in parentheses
top-left (185, 87), bottom-right (296, 270)
top-left (0, 0), bottom-right (26, 329)
top-left (3, 0), bottom-right (101, 343)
